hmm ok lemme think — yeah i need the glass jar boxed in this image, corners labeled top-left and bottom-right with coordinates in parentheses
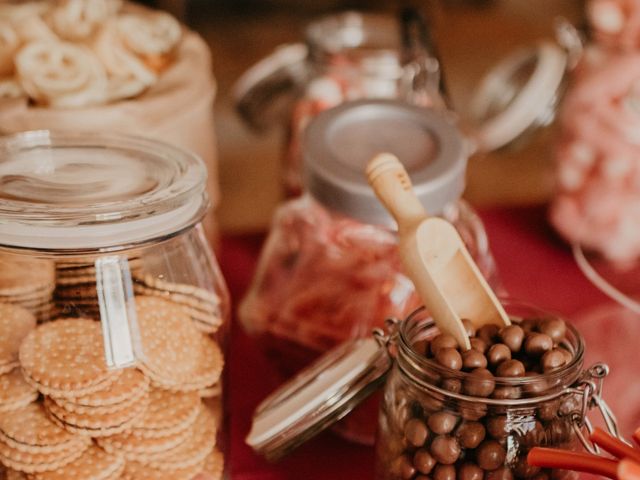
top-left (246, 301), bottom-right (619, 480)
top-left (0, 131), bottom-right (229, 480)
top-left (234, 10), bottom-right (445, 196)
top-left (376, 303), bottom-right (586, 480)
top-left (239, 99), bottom-right (498, 444)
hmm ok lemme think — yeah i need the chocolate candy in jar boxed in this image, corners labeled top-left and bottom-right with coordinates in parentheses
top-left (0, 132), bottom-right (230, 479)
top-left (239, 99), bottom-right (499, 445)
top-left (246, 300), bottom-right (617, 480)
top-left (234, 10), bottom-right (447, 196)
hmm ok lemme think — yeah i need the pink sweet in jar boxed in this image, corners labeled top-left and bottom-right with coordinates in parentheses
top-left (239, 100), bottom-right (498, 444)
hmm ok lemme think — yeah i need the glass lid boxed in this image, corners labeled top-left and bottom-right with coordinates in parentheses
top-left (247, 337), bottom-right (391, 461)
top-left (0, 130), bottom-right (208, 253)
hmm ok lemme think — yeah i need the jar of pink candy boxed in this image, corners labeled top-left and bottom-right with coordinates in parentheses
top-left (234, 10), bottom-right (446, 196)
top-left (238, 99), bottom-right (499, 445)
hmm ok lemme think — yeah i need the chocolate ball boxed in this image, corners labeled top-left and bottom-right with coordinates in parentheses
top-left (433, 464), bottom-right (457, 480)
top-left (461, 318), bottom-right (476, 337)
top-left (458, 463), bottom-right (484, 480)
top-left (405, 418), bottom-right (429, 447)
top-left (476, 440), bottom-right (506, 470)
top-left (436, 348), bottom-right (463, 370)
top-left (459, 402), bottom-right (487, 421)
top-left (442, 378), bottom-right (462, 393)
top-left (491, 386), bottom-right (521, 399)
top-left (541, 349), bottom-right (567, 372)
top-left (394, 454), bottom-right (417, 479)
top-left (428, 411), bottom-right (458, 435)
top-left (431, 334), bottom-right (459, 355)
top-left (486, 416), bottom-right (508, 441)
top-left (477, 324), bottom-right (500, 344)
top-left (455, 421), bottom-right (486, 449)
top-left (469, 337), bottom-right (488, 354)
top-left (462, 349), bottom-right (487, 370)
top-left (496, 359), bottom-right (526, 377)
top-left (463, 368), bottom-right (495, 397)
top-left (525, 333), bottom-right (553, 356)
top-left (413, 449), bottom-right (436, 475)
top-left (487, 344), bottom-right (511, 366)
top-left (500, 325), bottom-right (525, 352)
top-left (485, 467), bottom-right (514, 480)
top-left (430, 435), bottom-right (461, 464)
top-left (538, 318), bottom-right (566, 344)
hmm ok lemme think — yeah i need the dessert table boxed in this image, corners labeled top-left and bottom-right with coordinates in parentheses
top-left (221, 205), bottom-right (616, 479)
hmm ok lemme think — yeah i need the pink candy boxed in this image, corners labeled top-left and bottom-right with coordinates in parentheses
top-left (588, 0), bottom-right (640, 51)
top-left (550, 45), bottom-right (640, 262)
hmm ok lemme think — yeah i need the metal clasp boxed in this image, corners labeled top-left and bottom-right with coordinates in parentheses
top-left (373, 317), bottom-right (401, 358)
top-left (566, 363), bottom-right (629, 454)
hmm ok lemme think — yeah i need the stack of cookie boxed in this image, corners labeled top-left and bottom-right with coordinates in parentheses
top-left (133, 274), bottom-right (224, 334)
top-left (53, 257), bottom-right (143, 319)
top-left (0, 295), bottom-right (225, 480)
top-left (0, 256), bottom-right (55, 323)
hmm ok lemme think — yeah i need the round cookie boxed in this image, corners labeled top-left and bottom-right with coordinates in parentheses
top-left (133, 274), bottom-right (219, 304)
top-left (135, 296), bottom-right (202, 386)
top-left (44, 393), bottom-right (149, 438)
top-left (0, 440), bottom-right (85, 474)
top-left (0, 403), bottom-right (86, 454)
top-left (25, 445), bottom-right (124, 480)
top-left (57, 368), bottom-right (149, 408)
top-left (0, 369), bottom-right (38, 413)
top-left (145, 407), bottom-right (217, 470)
top-left (0, 256), bottom-right (55, 298)
top-left (130, 389), bottom-right (200, 439)
top-left (0, 304), bottom-right (36, 371)
top-left (97, 426), bottom-right (190, 457)
top-left (202, 449), bottom-right (224, 480)
top-left (154, 334), bottom-right (224, 392)
top-left (121, 459), bottom-right (204, 480)
top-left (19, 319), bottom-right (114, 393)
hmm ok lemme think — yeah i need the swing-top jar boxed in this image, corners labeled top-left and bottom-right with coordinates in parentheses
top-left (0, 131), bottom-right (229, 479)
top-left (239, 99), bottom-right (498, 443)
top-left (247, 301), bottom-right (618, 480)
top-left (234, 10), bottom-right (445, 196)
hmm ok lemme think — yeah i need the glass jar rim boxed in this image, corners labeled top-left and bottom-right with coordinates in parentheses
top-left (0, 130), bottom-right (208, 254)
top-left (396, 299), bottom-right (586, 405)
top-left (305, 11), bottom-right (403, 71)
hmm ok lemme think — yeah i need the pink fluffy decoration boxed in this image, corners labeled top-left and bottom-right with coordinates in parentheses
top-left (550, 46), bottom-right (640, 263)
top-left (588, 0), bottom-right (640, 51)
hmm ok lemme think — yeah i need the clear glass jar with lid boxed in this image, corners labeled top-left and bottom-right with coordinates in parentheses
top-left (246, 301), bottom-right (621, 480)
top-left (234, 10), bottom-right (445, 196)
top-left (0, 131), bottom-right (228, 480)
top-left (238, 99), bottom-right (498, 444)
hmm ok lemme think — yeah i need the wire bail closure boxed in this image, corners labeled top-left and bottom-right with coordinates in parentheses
top-left (566, 362), bottom-right (628, 454)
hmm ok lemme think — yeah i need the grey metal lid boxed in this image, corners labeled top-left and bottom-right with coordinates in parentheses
top-left (303, 99), bottom-right (466, 227)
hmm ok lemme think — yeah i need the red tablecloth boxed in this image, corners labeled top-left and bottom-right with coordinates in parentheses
top-left (220, 206), bottom-right (612, 480)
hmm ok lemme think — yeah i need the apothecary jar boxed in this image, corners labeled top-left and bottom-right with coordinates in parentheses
top-left (0, 131), bottom-right (229, 480)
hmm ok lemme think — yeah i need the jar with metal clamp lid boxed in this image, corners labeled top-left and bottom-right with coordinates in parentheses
top-left (246, 300), bottom-right (623, 480)
top-left (234, 10), bottom-right (445, 196)
top-left (239, 99), bottom-right (499, 445)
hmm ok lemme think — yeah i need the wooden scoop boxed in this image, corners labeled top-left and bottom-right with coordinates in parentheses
top-left (366, 153), bottom-right (510, 350)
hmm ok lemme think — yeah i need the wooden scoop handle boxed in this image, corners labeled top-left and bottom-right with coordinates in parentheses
top-left (365, 153), bottom-right (428, 231)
